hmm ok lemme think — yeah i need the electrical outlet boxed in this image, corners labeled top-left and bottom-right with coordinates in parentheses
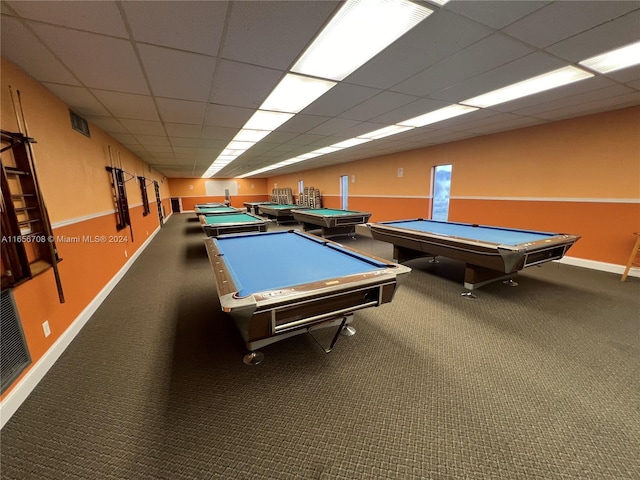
top-left (42, 320), bottom-right (51, 337)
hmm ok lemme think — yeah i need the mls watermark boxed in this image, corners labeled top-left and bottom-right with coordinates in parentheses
top-left (1, 235), bottom-right (129, 244)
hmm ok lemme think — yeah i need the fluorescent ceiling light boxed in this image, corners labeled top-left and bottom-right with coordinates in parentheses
top-left (226, 140), bottom-right (256, 151)
top-left (232, 129), bottom-right (272, 142)
top-left (462, 66), bottom-right (593, 108)
top-left (359, 124), bottom-right (415, 140)
top-left (292, 0), bottom-right (432, 81)
top-left (332, 137), bottom-right (373, 149)
top-left (399, 104), bottom-right (478, 127)
top-left (579, 40), bottom-right (640, 73)
top-left (243, 110), bottom-right (295, 131)
top-left (311, 146), bottom-right (341, 155)
top-left (260, 73), bottom-right (337, 113)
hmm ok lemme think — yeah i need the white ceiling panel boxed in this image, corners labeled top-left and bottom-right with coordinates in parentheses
top-left (85, 116), bottom-right (128, 135)
top-left (92, 90), bottom-right (159, 121)
top-left (156, 98), bottom-right (206, 124)
top-left (133, 135), bottom-right (169, 146)
top-left (431, 51), bottom-right (569, 103)
top-left (0, 16), bottom-right (80, 85)
top-left (531, 92), bottom-right (640, 120)
top-left (6, 0), bottom-right (128, 37)
top-left (42, 83), bottom-right (109, 117)
top-left (2, 0), bottom-right (637, 178)
top-left (502, 1), bottom-right (638, 48)
top-left (109, 133), bottom-right (139, 145)
top-left (392, 33), bottom-right (535, 97)
top-left (444, 1), bottom-right (548, 30)
top-left (547, 9), bottom-right (640, 62)
top-left (164, 123), bottom-right (201, 139)
top-left (121, 1), bottom-right (227, 56)
top-left (138, 44), bottom-right (216, 102)
top-left (340, 91), bottom-right (420, 122)
top-left (345, 9), bottom-right (493, 90)
top-left (308, 118), bottom-right (361, 136)
top-left (118, 119), bottom-right (165, 136)
top-left (29, 23), bottom-right (149, 94)
top-left (222, 1), bottom-right (339, 69)
top-left (169, 138), bottom-right (200, 148)
top-left (301, 83), bottom-right (380, 117)
top-left (209, 60), bottom-right (283, 108)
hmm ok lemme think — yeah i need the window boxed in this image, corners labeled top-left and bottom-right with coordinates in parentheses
top-left (340, 175), bottom-right (348, 210)
top-left (432, 164), bottom-right (452, 221)
top-left (1, 129), bottom-right (64, 301)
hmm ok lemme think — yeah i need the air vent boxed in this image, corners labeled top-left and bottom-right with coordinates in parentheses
top-left (1, 289), bottom-right (31, 394)
top-left (69, 109), bottom-right (90, 137)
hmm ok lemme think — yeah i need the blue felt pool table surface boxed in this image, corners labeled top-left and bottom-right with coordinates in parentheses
top-left (380, 219), bottom-right (556, 246)
top-left (213, 231), bottom-right (389, 297)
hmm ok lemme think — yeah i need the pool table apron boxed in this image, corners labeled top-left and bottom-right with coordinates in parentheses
top-left (205, 235), bottom-right (408, 350)
top-left (368, 225), bottom-right (577, 290)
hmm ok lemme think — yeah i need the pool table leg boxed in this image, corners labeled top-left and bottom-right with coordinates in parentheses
top-left (243, 351), bottom-right (265, 365)
top-left (463, 264), bottom-right (517, 290)
top-left (308, 315), bottom-right (353, 353)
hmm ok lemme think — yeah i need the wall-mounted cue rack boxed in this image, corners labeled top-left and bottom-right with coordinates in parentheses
top-left (1, 86), bottom-right (64, 302)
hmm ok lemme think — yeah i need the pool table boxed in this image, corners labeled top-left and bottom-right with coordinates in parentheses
top-left (204, 230), bottom-right (411, 364)
top-left (368, 219), bottom-right (580, 291)
top-left (258, 204), bottom-right (309, 224)
top-left (195, 205), bottom-right (242, 216)
top-left (199, 212), bottom-right (268, 237)
top-left (243, 201), bottom-right (276, 215)
top-left (291, 208), bottom-right (372, 238)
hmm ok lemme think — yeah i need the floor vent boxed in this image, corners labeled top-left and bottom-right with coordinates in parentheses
top-left (1, 289), bottom-right (31, 394)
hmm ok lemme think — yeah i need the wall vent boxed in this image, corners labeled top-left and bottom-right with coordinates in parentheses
top-left (1, 289), bottom-right (31, 394)
top-left (69, 109), bottom-right (90, 137)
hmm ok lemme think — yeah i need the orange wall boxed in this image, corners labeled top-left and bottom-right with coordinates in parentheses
top-left (1, 57), bottom-right (171, 399)
top-left (269, 107), bottom-right (640, 265)
top-left (167, 178), bottom-right (269, 209)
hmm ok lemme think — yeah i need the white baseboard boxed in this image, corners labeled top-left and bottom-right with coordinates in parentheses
top-left (557, 256), bottom-right (639, 278)
top-left (1, 226), bottom-right (161, 429)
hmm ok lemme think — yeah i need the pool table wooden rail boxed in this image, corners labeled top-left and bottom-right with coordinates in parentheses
top-left (367, 221), bottom-right (580, 290)
top-left (204, 234), bottom-right (409, 351)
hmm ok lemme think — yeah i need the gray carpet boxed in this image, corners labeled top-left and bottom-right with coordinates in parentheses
top-left (1, 214), bottom-right (639, 479)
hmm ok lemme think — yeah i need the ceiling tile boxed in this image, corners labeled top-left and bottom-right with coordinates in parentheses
top-left (392, 33), bottom-right (534, 97)
top-left (138, 44), bottom-right (215, 102)
top-left (430, 51), bottom-right (569, 103)
top-left (503, 1), bottom-right (638, 48)
top-left (345, 9), bottom-right (493, 89)
top-left (122, 1), bottom-right (227, 56)
top-left (92, 90), bottom-right (159, 120)
top-left (165, 123), bottom-right (203, 138)
top-left (301, 83), bottom-right (380, 117)
top-left (84, 116), bottom-right (128, 134)
top-left (119, 119), bottom-right (166, 136)
top-left (204, 104), bottom-right (253, 128)
top-left (547, 9), bottom-right (640, 62)
top-left (133, 134), bottom-right (170, 146)
top-left (5, 0), bottom-right (128, 37)
top-left (0, 16), bottom-right (80, 85)
top-left (30, 23), bottom-right (149, 94)
top-left (209, 59), bottom-right (283, 108)
top-left (222, 1), bottom-right (339, 69)
top-left (156, 98), bottom-right (207, 124)
top-left (42, 83), bottom-right (109, 116)
top-left (340, 91), bottom-right (419, 122)
top-left (444, 1), bottom-right (548, 29)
